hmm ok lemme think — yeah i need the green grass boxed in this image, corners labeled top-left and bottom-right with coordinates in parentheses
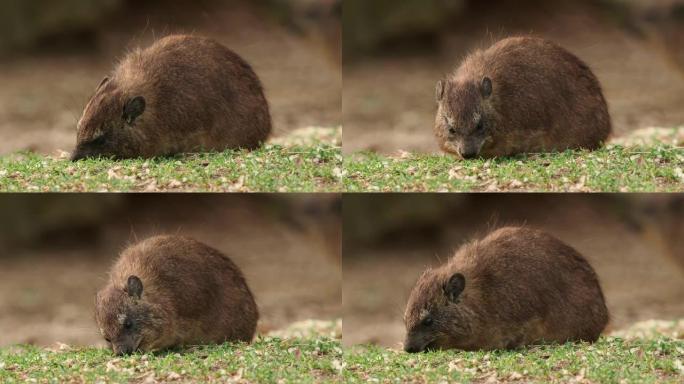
top-left (344, 337), bottom-right (684, 383)
top-left (0, 143), bottom-right (342, 192)
top-left (2, 335), bottom-right (681, 383)
top-left (344, 145), bottom-right (684, 192)
top-left (0, 336), bottom-right (343, 383)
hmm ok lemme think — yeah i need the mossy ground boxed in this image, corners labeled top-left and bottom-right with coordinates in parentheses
top-left (1, 321), bottom-right (683, 383)
top-left (344, 337), bottom-right (684, 384)
top-left (0, 320), bottom-right (343, 384)
top-left (0, 338), bottom-right (342, 383)
top-left (344, 145), bottom-right (684, 192)
top-left (0, 128), bottom-right (342, 192)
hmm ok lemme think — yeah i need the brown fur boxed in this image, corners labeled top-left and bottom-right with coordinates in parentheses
top-left (403, 227), bottom-right (609, 352)
top-left (95, 235), bottom-right (258, 355)
top-left (434, 36), bottom-right (612, 158)
top-left (72, 34), bottom-right (271, 160)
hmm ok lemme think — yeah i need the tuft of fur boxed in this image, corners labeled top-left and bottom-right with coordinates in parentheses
top-left (434, 36), bottom-right (611, 159)
top-left (95, 235), bottom-right (259, 355)
top-left (404, 227), bottom-right (609, 352)
top-left (73, 34), bottom-right (271, 160)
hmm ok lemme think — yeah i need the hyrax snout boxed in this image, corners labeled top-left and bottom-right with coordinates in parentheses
top-left (434, 36), bottom-right (611, 159)
top-left (95, 235), bottom-right (258, 355)
top-left (404, 227), bottom-right (609, 352)
top-left (73, 34), bottom-right (271, 160)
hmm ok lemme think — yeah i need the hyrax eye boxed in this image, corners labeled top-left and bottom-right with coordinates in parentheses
top-left (475, 120), bottom-right (484, 132)
top-left (124, 320), bottom-right (133, 330)
top-left (448, 127), bottom-right (457, 135)
top-left (422, 317), bottom-right (434, 326)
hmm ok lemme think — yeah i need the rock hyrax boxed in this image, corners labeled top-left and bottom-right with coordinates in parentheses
top-left (95, 235), bottom-right (258, 355)
top-left (434, 36), bottom-right (611, 159)
top-left (404, 227), bottom-right (609, 352)
top-left (72, 34), bottom-right (271, 160)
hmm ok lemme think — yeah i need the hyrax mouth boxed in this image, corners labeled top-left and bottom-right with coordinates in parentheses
top-left (442, 141), bottom-right (462, 157)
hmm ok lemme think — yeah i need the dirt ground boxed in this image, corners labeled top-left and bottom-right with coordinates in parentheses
top-left (0, 195), bottom-right (341, 347)
top-left (342, 1), bottom-right (684, 154)
top-left (342, 195), bottom-right (684, 348)
top-left (0, 0), bottom-right (341, 156)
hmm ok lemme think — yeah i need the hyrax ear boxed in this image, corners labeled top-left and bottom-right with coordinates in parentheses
top-left (481, 77), bottom-right (492, 99)
top-left (435, 80), bottom-right (445, 102)
top-left (443, 273), bottom-right (466, 303)
top-left (126, 275), bottom-right (143, 299)
top-left (123, 96), bottom-right (146, 125)
top-left (96, 77), bottom-right (109, 91)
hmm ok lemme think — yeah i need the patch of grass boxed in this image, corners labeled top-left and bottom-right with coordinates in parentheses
top-left (344, 145), bottom-right (684, 192)
top-left (0, 143), bottom-right (342, 192)
top-left (344, 337), bottom-right (684, 383)
top-left (0, 336), bottom-right (343, 383)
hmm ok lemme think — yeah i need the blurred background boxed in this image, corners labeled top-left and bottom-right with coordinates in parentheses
top-left (343, 0), bottom-right (684, 154)
top-left (0, 194), bottom-right (341, 347)
top-left (342, 194), bottom-right (684, 348)
top-left (0, 0), bottom-right (341, 156)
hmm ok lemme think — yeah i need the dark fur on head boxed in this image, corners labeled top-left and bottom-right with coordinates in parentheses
top-left (434, 36), bottom-right (611, 159)
top-left (435, 76), bottom-right (493, 158)
top-left (73, 78), bottom-right (148, 159)
top-left (95, 235), bottom-right (259, 355)
top-left (404, 227), bottom-right (609, 352)
top-left (95, 275), bottom-right (166, 355)
top-left (403, 268), bottom-right (475, 353)
top-left (73, 34), bottom-right (271, 160)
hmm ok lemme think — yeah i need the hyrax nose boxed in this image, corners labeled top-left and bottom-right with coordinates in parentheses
top-left (70, 149), bottom-right (86, 162)
top-left (113, 345), bottom-right (134, 356)
top-left (460, 149), bottom-right (479, 159)
top-left (404, 343), bottom-right (422, 353)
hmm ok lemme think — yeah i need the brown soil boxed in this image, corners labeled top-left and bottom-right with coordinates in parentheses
top-left (343, 1), bottom-right (684, 154)
top-left (0, 1), bottom-right (341, 156)
top-left (0, 195), bottom-right (341, 347)
top-left (342, 195), bottom-right (684, 348)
